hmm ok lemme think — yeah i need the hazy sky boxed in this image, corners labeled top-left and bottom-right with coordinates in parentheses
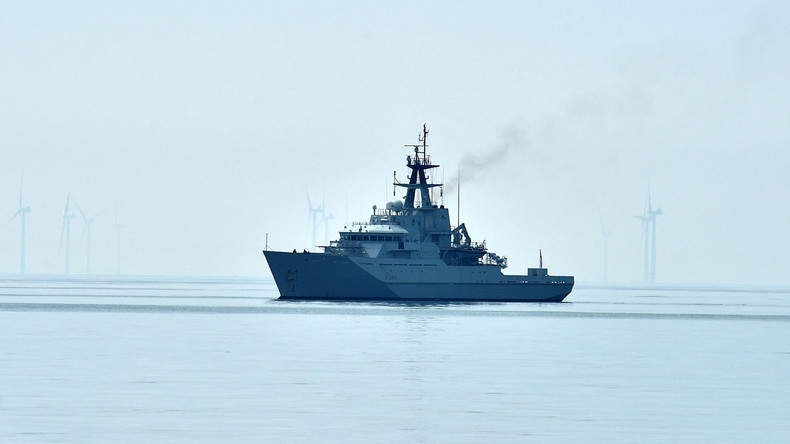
top-left (2, 1), bottom-right (788, 284)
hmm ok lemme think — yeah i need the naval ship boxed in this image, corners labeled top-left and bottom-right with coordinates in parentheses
top-left (264, 126), bottom-right (574, 302)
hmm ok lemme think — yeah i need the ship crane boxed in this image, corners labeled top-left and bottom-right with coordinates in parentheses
top-left (451, 223), bottom-right (472, 246)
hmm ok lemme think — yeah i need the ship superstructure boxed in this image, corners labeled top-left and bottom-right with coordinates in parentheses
top-left (264, 126), bottom-right (574, 302)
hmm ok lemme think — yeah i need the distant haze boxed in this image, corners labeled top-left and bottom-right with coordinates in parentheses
top-left (2, 1), bottom-right (789, 285)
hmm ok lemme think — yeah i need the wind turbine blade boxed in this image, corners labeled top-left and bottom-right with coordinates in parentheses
top-left (72, 198), bottom-right (88, 222)
top-left (90, 209), bottom-right (108, 223)
top-left (647, 184), bottom-right (652, 212)
top-left (17, 177), bottom-right (27, 210)
top-left (59, 213), bottom-right (67, 252)
top-left (8, 209), bottom-right (21, 224)
top-left (63, 193), bottom-right (70, 216)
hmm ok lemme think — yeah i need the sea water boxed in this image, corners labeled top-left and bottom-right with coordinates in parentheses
top-left (1, 276), bottom-right (789, 443)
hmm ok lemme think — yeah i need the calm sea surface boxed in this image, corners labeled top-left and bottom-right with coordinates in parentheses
top-left (1, 276), bottom-right (789, 443)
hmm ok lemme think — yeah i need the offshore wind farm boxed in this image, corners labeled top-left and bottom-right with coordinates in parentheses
top-left (4, 173), bottom-right (673, 285)
top-left (3, 159), bottom-right (670, 286)
top-left (4, 191), bottom-right (116, 276)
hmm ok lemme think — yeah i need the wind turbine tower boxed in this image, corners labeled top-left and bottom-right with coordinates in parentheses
top-left (634, 211), bottom-right (649, 283)
top-left (635, 186), bottom-right (662, 283)
top-left (320, 191), bottom-right (334, 246)
top-left (306, 192), bottom-right (325, 249)
top-left (9, 183), bottom-right (32, 274)
top-left (59, 193), bottom-right (75, 274)
top-left (646, 188), bottom-right (662, 283)
top-left (73, 199), bottom-right (104, 274)
top-left (321, 211), bottom-right (334, 246)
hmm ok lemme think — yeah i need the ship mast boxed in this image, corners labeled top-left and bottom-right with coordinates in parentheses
top-left (396, 124), bottom-right (441, 209)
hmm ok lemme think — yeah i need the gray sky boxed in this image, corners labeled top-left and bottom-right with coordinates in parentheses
top-left (1, 1), bottom-right (788, 284)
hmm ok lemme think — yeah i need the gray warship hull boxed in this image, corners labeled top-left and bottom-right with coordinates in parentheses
top-left (264, 251), bottom-right (574, 302)
top-left (263, 125), bottom-right (575, 303)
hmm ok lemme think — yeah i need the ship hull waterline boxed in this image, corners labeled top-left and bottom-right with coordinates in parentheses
top-left (264, 251), bottom-right (574, 303)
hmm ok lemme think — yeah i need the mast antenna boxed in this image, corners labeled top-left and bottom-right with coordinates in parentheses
top-left (440, 167), bottom-right (444, 206)
top-left (420, 123), bottom-right (428, 153)
top-left (457, 167), bottom-right (461, 225)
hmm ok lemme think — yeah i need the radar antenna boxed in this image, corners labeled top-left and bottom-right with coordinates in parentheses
top-left (404, 123), bottom-right (430, 164)
top-left (419, 123), bottom-right (428, 153)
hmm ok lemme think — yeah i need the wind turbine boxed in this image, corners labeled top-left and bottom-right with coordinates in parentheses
top-left (646, 186), bottom-right (662, 283)
top-left (306, 192), bottom-right (324, 249)
top-left (635, 186), bottom-right (663, 283)
top-left (59, 193), bottom-right (75, 274)
top-left (9, 182), bottom-right (32, 274)
top-left (73, 198), bottom-right (105, 274)
top-left (600, 216), bottom-right (612, 283)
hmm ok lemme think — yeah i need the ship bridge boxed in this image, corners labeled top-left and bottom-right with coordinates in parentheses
top-left (338, 224), bottom-right (408, 242)
top-left (325, 125), bottom-right (504, 267)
